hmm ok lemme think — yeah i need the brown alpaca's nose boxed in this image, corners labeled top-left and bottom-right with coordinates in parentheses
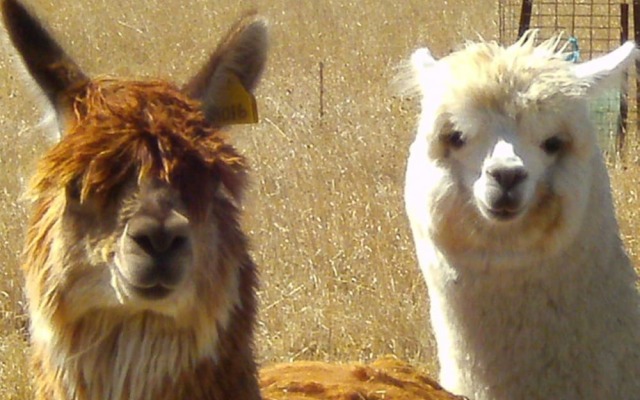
top-left (121, 210), bottom-right (191, 294)
top-left (117, 181), bottom-right (194, 297)
top-left (127, 211), bottom-right (189, 257)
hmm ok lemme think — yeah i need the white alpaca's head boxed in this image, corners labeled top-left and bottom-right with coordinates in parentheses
top-left (405, 33), bottom-right (638, 259)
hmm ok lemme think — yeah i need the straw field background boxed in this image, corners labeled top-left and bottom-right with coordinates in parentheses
top-left (0, 1), bottom-right (639, 398)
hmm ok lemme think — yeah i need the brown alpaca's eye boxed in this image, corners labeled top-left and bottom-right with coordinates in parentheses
top-left (541, 136), bottom-right (564, 154)
top-left (446, 130), bottom-right (465, 149)
top-left (65, 178), bottom-right (82, 202)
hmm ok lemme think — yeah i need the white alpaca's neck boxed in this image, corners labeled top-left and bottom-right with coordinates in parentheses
top-left (422, 205), bottom-right (640, 400)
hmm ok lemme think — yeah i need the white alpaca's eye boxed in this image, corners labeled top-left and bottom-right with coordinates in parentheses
top-left (445, 130), bottom-right (465, 149)
top-left (541, 136), bottom-right (564, 154)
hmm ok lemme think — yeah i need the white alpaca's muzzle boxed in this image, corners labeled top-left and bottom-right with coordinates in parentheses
top-left (473, 139), bottom-right (534, 222)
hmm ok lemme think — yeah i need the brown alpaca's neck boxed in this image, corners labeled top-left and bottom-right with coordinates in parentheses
top-left (31, 263), bottom-right (260, 400)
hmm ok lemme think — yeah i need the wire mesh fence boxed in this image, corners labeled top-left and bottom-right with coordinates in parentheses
top-left (499, 0), bottom-right (638, 157)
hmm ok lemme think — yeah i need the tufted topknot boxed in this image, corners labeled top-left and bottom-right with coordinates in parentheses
top-left (29, 79), bottom-right (247, 213)
top-left (439, 32), bottom-right (590, 115)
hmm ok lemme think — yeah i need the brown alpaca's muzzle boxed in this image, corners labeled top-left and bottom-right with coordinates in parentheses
top-left (116, 180), bottom-right (193, 300)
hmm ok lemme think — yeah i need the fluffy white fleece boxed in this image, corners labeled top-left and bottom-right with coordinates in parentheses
top-left (403, 32), bottom-right (640, 400)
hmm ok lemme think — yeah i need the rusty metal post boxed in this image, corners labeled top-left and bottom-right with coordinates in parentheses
top-left (319, 61), bottom-right (325, 120)
top-left (618, 3), bottom-right (629, 154)
top-left (633, 0), bottom-right (640, 135)
top-left (518, 0), bottom-right (534, 38)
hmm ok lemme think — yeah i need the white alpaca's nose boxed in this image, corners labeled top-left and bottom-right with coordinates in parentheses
top-left (474, 139), bottom-right (531, 221)
top-left (486, 165), bottom-right (528, 190)
top-left (485, 140), bottom-right (527, 189)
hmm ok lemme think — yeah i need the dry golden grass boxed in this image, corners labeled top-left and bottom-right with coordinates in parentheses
top-left (611, 140), bottom-right (640, 269)
top-left (1, 1), bottom-right (639, 399)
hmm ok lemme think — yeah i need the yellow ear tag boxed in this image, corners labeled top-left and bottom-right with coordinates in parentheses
top-left (210, 73), bottom-right (258, 125)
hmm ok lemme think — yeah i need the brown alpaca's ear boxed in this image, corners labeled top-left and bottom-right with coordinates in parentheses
top-left (2, 0), bottom-right (88, 131)
top-left (183, 13), bottom-right (268, 125)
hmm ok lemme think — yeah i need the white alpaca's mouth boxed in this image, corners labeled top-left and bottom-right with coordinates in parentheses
top-left (477, 195), bottom-right (526, 222)
top-left (484, 206), bottom-right (523, 221)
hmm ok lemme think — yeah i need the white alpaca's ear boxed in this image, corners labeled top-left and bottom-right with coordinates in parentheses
top-left (411, 47), bottom-right (438, 72)
top-left (572, 41), bottom-right (639, 94)
top-left (394, 47), bottom-right (439, 98)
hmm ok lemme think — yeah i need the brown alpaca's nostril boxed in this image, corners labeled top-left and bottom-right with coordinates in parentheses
top-left (486, 166), bottom-right (528, 190)
top-left (128, 212), bottom-right (189, 256)
top-left (132, 232), bottom-right (187, 255)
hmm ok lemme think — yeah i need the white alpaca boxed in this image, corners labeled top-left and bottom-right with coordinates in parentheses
top-left (403, 32), bottom-right (640, 400)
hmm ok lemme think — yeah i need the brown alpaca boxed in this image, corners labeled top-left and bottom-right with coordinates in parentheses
top-left (3, 0), bottom-right (266, 399)
top-left (261, 357), bottom-right (467, 400)
top-left (4, 2), bottom-right (472, 400)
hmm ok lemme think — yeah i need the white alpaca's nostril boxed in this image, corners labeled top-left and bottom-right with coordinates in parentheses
top-left (486, 166), bottom-right (528, 190)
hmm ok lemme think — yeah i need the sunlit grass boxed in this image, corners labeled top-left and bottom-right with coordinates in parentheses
top-left (2, 1), bottom-right (639, 399)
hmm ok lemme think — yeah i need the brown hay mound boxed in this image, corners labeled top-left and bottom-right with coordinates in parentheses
top-left (260, 356), bottom-right (466, 400)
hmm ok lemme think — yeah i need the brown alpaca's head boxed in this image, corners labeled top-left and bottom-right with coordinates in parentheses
top-left (3, 0), bottom-right (267, 325)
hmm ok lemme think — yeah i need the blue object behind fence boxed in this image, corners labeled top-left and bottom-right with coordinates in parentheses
top-left (566, 36), bottom-right (580, 63)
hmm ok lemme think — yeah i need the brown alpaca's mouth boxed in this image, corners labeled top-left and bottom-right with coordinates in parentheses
top-left (132, 284), bottom-right (173, 300)
top-left (112, 260), bottom-right (179, 301)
